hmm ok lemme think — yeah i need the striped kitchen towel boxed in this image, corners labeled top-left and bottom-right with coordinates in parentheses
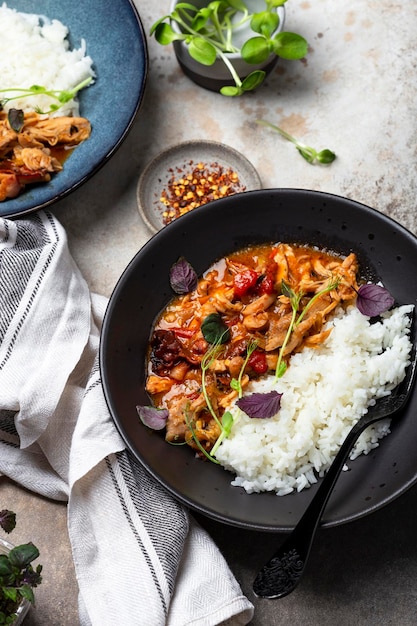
top-left (0, 210), bottom-right (254, 626)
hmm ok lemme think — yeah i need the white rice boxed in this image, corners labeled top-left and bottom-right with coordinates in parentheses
top-left (0, 3), bottom-right (95, 116)
top-left (215, 304), bottom-right (414, 496)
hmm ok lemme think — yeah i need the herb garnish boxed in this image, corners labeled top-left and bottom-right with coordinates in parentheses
top-left (187, 331), bottom-right (228, 461)
top-left (7, 108), bottom-right (24, 132)
top-left (136, 405), bottom-right (169, 430)
top-left (256, 119), bottom-right (336, 165)
top-left (170, 257), bottom-right (198, 294)
top-left (356, 283), bottom-right (395, 317)
top-left (275, 277), bottom-right (341, 378)
top-left (200, 329), bottom-right (228, 430)
top-left (236, 390), bottom-right (282, 418)
top-left (201, 312), bottom-right (230, 344)
top-left (0, 78), bottom-right (93, 115)
top-left (184, 405), bottom-right (221, 463)
top-left (230, 338), bottom-right (258, 398)
top-left (210, 338), bottom-right (258, 455)
top-left (0, 510), bottom-right (42, 621)
top-left (0, 510), bottom-right (16, 535)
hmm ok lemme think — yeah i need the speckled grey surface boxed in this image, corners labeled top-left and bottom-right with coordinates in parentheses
top-left (5, 0), bottom-right (417, 624)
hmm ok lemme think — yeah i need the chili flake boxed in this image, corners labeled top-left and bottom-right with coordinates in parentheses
top-left (159, 160), bottom-right (246, 225)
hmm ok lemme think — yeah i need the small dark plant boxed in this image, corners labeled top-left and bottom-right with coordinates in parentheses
top-left (150, 0), bottom-right (308, 95)
top-left (0, 510), bottom-right (42, 625)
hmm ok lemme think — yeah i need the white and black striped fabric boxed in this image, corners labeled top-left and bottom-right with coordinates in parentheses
top-left (0, 211), bottom-right (254, 626)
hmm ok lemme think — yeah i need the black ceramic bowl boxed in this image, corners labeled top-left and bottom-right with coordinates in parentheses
top-left (100, 188), bottom-right (417, 532)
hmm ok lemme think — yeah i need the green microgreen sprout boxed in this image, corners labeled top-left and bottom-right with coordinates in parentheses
top-left (200, 322), bottom-right (229, 430)
top-left (256, 119), bottom-right (336, 165)
top-left (0, 77), bottom-right (93, 115)
top-left (200, 336), bottom-right (227, 432)
top-left (295, 276), bottom-right (341, 325)
top-left (275, 282), bottom-right (302, 379)
top-left (150, 0), bottom-right (308, 96)
top-left (230, 337), bottom-right (258, 399)
top-left (275, 276), bottom-right (341, 378)
top-left (210, 337), bottom-right (259, 456)
top-left (184, 404), bottom-right (221, 463)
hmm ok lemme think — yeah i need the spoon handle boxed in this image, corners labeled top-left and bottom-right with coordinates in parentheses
top-left (253, 418), bottom-right (367, 599)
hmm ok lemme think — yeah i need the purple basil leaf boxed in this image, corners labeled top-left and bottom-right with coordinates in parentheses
top-left (136, 405), bottom-right (169, 430)
top-left (0, 509), bottom-right (16, 534)
top-left (236, 390), bottom-right (282, 419)
top-left (170, 257), bottom-right (198, 294)
top-left (8, 108), bottom-right (24, 132)
top-left (356, 283), bottom-right (395, 317)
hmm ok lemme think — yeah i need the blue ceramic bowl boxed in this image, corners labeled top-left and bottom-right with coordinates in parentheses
top-left (1, 0), bottom-right (148, 218)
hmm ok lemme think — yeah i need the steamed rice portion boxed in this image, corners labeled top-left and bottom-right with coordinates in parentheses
top-left (0, 3), bottom-right (95, 116)
top-left (215, 304), bottom-right (414, 496)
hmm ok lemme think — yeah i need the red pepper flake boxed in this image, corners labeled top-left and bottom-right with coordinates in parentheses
top-left (159, 160), bottom-right (246, 225)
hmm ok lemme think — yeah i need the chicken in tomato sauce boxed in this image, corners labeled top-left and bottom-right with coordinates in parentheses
top-left (146, 243), bottom-right (359, 454)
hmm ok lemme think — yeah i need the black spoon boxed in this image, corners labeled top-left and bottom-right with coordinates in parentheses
top-left (253, 326), bottom-right (417, 600)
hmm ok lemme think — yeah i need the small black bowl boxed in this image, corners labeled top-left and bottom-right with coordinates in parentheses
top-left (100, 188), bottom-right (417, 532)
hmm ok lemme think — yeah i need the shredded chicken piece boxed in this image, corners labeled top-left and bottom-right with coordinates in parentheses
top-left (22, 115), bottom-right (91, 146)
top-left (242, 293), bottom-right (275, 316)
top-left (0, 171), bottom-right (22, 200)
top-left (0, 110), bottom-right (91, 201)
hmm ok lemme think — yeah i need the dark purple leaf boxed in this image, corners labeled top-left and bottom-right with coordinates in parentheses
top-left (236, 390), bottom-right (282, 418)
top-left (356, 283), bottom-right (395, 317)
top-left (170, 257), bottom-right (198, 294)
top-left (136, 405), bottom-right (169, 430)
top-left (8, 108), bottom-right (24, 132)
top-left (0, 509), bottom-right (16, 534)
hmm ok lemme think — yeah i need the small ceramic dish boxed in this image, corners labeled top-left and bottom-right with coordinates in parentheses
top-left (136, 140), bottom-right (261, 233)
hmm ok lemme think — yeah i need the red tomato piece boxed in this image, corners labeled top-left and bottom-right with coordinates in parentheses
top-left (248, 349), bottom-right (268, 374)
top-left (233, 268), bottom-right (258, 298)
top-left (170, 327), bottom-right (195, 338)
top-left (256, 260), bottom-right (277, 295)
top-left (257, 274), bottom-right (275, 295)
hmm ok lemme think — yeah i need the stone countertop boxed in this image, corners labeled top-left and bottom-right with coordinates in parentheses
top-left (6, 0), bottom-right (417, 624)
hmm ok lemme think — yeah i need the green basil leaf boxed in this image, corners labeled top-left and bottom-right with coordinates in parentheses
top-left (201, 313), bottom-right (230, 344)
